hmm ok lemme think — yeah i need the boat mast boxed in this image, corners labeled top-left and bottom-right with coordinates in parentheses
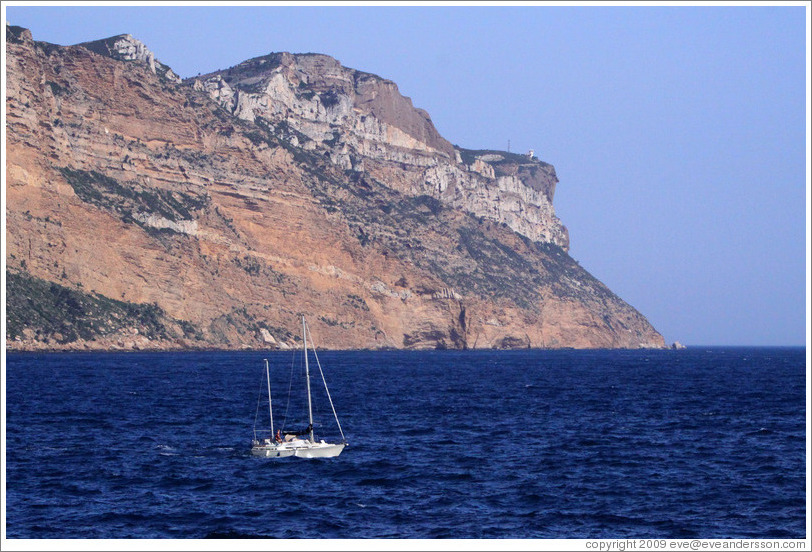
top-left (303, 316), bottom-right (315, 443)
top-left (265, 359), bottom-right (274, 438)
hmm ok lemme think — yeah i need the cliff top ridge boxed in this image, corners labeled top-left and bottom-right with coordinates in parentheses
top-left (74, 33), bottom-right (181, 83)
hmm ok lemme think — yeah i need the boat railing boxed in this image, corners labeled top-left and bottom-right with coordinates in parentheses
top-left (252, 429), bottom-right (274, 443)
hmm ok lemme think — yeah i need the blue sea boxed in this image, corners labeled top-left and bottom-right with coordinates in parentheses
top-left (4, 347), bottom-right (807, 539)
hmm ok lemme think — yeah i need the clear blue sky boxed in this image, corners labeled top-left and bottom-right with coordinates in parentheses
top-left (4, 3), bottom-right (809, 346)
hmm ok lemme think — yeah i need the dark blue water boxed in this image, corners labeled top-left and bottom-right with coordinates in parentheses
top-left (4, 347), bottom-right (806, 539)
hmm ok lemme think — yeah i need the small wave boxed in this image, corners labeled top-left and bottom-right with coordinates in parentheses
top-left (358, 477), bottom-right (403, 487)
top-left (204, 530), bottom-right (274, 539)
top-left (761, 527), bottom-right (800, 539)
top-left (745, 427), bottom-right (774, 436)
top-left (519, 492), bottom-right (557, 506)
top-left (402, 427), bottom-right (434, 437)
top-left (155, 444), bottom-right (179, 455)
top-left (157, 476), bottom-right (216, 490)
top-left (39, 446), bottom-right (71, 453)
top-left (593, 513), bottom-right (646, 527)
top-left (92, 511), bottom-right (150, 524)
top-left (426, 528), bottom-right (455, 538)
top-left (651, 519), bottom-right (700, 538)
top-left (443, 471), bottom-right (474, 482)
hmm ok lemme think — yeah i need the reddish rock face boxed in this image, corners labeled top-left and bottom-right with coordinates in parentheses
top-left (5, 26), bottom-right (665, 351)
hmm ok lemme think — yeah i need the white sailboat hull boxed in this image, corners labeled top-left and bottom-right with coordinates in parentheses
top-left (251, 439), bottom-right (345, 459)
top-left (251, 444), bottom-right (295, 458)
top-left (293, 442), bottom-right (345, 458)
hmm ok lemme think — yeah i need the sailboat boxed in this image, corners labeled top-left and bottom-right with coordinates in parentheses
top-left (251, 316), bottom-right (347, 458)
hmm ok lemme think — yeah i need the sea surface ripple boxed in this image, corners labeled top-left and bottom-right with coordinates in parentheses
top-left (5, 347), bottom-right (806, 538)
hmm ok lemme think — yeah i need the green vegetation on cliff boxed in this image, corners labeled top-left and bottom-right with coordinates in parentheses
top-left (6, 269), bottom-right (200, 345)
top-left (59, 167), bottom-right (208, 227)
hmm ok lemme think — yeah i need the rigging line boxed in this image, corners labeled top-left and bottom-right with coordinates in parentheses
top-left (307, 323), bottom-right (346, 443)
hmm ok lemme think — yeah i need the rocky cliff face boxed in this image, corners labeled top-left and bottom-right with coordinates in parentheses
top-left (192, 52), bottom-right (569, 248)
top-left (75, 34), bottom-right (182, 84)
top-left (4, 26), bottom-right (665, 351)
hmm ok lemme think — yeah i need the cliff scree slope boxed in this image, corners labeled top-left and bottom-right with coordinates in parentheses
top-left (5, 26), bottom-right (665, 351)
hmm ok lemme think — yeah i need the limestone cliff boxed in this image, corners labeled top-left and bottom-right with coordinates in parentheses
top-left (192, 52), bottom-right (569, 248)
top-left (76, 34), bottom-right (182, 84)
top-left (4, 26), bottom-right (665, 351)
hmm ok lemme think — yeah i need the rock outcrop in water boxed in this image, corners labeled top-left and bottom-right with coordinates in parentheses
top-left (4, 25), bottom-right (665, 351)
